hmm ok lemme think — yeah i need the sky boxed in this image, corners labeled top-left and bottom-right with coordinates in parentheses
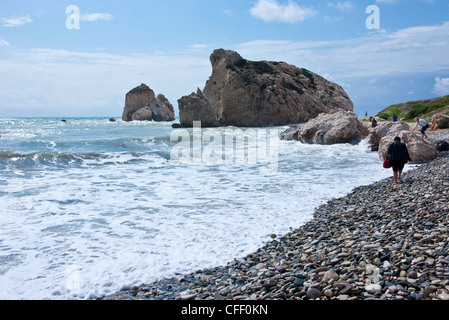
top-left (0, 0), bottom-right (449, 118)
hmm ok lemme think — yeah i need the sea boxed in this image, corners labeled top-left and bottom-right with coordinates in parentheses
top-left (0, 117), bottom-right (395, 300)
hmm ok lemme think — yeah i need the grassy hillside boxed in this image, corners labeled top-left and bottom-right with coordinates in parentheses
top-left (377, 95), bottom-right (449, 122)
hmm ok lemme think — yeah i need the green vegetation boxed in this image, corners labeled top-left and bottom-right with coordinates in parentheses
top-left (439, 117), bottom-right (449, 129)
top-left (227, 58), bottom-right (275, 75)
top-left (406, 95), bottom-right (449, 119)
top-left (377, 107), bottom-right (404, 121)
top-left (127, 84), bottom-right (151, 95)
top-left (377, 95), bottom-right (449, 121)
top-left (249, 61), bottom-right (275, 75)
top-left (302, 68), bottom-right (317, 89)
top-left (282, 80), bottom-right (305, 95)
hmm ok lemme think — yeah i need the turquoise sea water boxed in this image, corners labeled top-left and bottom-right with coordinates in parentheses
top-left (0, 117), bottom-right (393, 299)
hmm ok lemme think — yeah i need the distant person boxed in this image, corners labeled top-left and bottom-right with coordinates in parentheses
top-left (412, 117), bottom-right (429, 139)
top-left (365, 111), bottom-right (368, 117)
top-left (392, 113), bottom-right (398, 122)
top-left (387, 136), bottom-right (412, 185)
top-left (371, 117), bottom-right (378, 128)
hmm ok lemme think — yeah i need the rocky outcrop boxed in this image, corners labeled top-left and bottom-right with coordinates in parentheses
top-left (177, 49), bottom-right (353, 127)
top-left (365, 121), bottom-right (410, 151)
top-left (280, 111), bottom-right (368, 145)
top-left (178, 89), bottom-right (219, 127)
top-left (122, 84), bottom-right (175, 122)
top-left (430, 114), bottom-right (449, 131)
top-left (378, 131), bottom-right (437, 163)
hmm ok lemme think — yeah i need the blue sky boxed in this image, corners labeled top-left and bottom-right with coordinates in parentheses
top-left (1, 0), bottom-right (449, 117)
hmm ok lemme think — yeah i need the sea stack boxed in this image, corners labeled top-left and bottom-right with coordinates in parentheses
top-left (122, 84), bottom-right (175, 122)
top-left (177, 49), bottom-right (353, 127)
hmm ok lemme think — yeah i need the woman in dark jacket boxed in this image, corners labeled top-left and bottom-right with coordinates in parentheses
top-left (387, 136), bottom-right (412, 185)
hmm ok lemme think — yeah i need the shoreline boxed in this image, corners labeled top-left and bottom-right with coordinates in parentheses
top-left (101, 131), bottom-right (449, 301)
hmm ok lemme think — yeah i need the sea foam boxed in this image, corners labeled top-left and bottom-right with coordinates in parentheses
top-left (0, 118), bottom-right (396, 299)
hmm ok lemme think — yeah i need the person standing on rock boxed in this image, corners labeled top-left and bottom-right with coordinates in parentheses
top-left (412, 117), bottom-right (429, 140)
top-left (387, 137), bottom-right (412, 185)
top-left (392, 113), bottom-right (398, 122)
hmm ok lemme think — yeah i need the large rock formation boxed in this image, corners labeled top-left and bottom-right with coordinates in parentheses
top-left (378, 131), bottom-right (437, 163)
top-left (122, 84), bottom-right (175, 122)
top-left (177, 49), bottom-right (353, 127)
top-left (280, 111), bottom-right (368, 144)
top-left (364, 121), bottom-right (410, 151)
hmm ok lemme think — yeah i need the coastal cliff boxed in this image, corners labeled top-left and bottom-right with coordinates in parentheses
top-left (178, 49), bottom-right (353, 127)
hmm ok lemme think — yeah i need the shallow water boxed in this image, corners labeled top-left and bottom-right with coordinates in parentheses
top-left (0, 117), bottom-right (394, 299)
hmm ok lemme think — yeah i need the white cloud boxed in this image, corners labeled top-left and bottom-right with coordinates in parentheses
top-left (80, 13), bottom-right (114, 22)
top-left (190, 44), bottom-right (212, 49)
top-left (224, 9), bottom-right (233, 16)
top-left (0, 38), bottom-right (10, 46)
top-left (2, 21), bottom-right (449, 117)
top-left (0, 49), bottom-right (210, 116)
top-left (1, 14), bottom-right (32, 27)
top-left (236, 22), bottom-right (449, 79)
top-left (250, 0), bottom-right (317, 24)
top-left (433, 77), bottom-right (449, 95)
top-left (328, 1), bottom-right (354, 12)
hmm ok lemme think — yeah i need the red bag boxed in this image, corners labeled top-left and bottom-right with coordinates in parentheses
top-left (383, 156), bottom-right (392, 169)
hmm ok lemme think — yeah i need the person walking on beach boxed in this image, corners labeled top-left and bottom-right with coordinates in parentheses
top-left (387, 136), bottom-right (412, 185)
top-left (412, 117), bottom-right (429, 139)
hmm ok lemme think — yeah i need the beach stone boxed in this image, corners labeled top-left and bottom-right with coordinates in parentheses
top-left (306, 288), bottom-right (322, 300)
top-left (324, 289), bottom-right (334, 298)
top-left (438, 291), bottom-right (449, 300)
top-left (365, 284), bottom-right (382, 294)
top-left (323, 270), bottom-right (339, 282)
top-left (293, 278), bottom-right (305, 287)
top-left (262, 279), bottom-right (277, 289)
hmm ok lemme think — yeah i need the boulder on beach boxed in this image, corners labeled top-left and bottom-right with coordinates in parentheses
top-left (122, 84), bottom-right (175, 122)
top-left (378, 131), bottom-right (437, 163)
top-left (430, 114), bottom-right (449, 131)
top-left (280, 111), bottom-right (368, 145)
top-left (365, 121), bottom-right (410, 151)
top-left (436, 140), bottom-right (449, 152)
top-left (177, 49), bottom-right (353, 127)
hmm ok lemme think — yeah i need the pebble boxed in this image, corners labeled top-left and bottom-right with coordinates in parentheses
top-left (101, 148), bottom-right (449, 301)
top-left (365, 284), bottom-right (382, 294)
top-left (306, 288), bottom-right (322, 300)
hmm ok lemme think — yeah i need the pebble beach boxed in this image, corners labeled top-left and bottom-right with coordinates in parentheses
top-left (101, 130), bottom-right (449, 301)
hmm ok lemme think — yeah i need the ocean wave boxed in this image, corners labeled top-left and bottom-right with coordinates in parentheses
top-left (0, 150), bottom-right (109, 165)
top-left (0, 149), bottom-right (173, 168)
